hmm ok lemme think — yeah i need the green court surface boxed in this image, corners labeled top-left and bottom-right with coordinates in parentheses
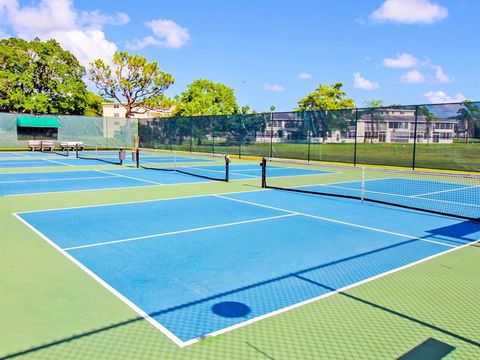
top-left (1, 156), bottom-right (479, 359)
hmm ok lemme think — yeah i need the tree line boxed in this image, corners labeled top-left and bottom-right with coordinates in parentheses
top-left (0, 37), bottom-right (359, 118)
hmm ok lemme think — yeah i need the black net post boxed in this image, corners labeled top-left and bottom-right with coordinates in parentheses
top-left (135, 148), bottom-right (140, 168)
top-left (260, 157), bottom-right (267, 188)
top-left (269, 113), bottom-right (274, 158)
top-left (354, 108), bottom-right (358, 166)
top-left (75, 143), bottom-right (79, 158)
top-left (225, 155), bottom-right (230, 182)
top-left (412, 105), bottom-right (418, 170)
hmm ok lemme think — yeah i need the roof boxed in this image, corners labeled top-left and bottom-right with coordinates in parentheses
top-left (16, 116), bottom-right (61, 128)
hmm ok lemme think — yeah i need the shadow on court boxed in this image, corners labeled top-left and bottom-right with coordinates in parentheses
top-left (2, 238), bottom-right (478, 359)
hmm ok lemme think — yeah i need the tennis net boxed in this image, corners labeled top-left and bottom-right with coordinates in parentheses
top-left (260, 158), bottom-right (480, 221)
top-left (76, 145), bottom-right (125, 165)
top-left (135, 149), bottom-right (230, 182)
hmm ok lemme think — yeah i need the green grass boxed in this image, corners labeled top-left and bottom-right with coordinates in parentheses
top-left (1, 160), bottom-right (479, 359)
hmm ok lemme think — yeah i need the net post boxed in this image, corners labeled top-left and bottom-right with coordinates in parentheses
top-left (75, 143), bottom-right (79, 158)
top-left (119, 147), bottom-right (124, 165)
top-left (136, 148), bottom-right (140, 168)
top-left (261, 157), bottom-right (267, 188)
top-left (225, 155), bottom-right (230, 182)
top-left (354, 108), bottom-right (358, 166)
top-left (173, 151), bottom-right (177, 172)
top-left (412, 105), bottom-right (418, 170)
top-left (361, 167), bottom-right (365, 203)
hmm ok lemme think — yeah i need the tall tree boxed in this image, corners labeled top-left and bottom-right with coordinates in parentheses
top-left (456, 101), bottom-right (480, 143)
top-left (363, 99), bottom-right (386, 143)
top-left (0, 37), bottom-right (88, 114)
top-left (83, 91), bottom-right (106, 117)
top-left (89, 51), bottom-right (174, 118)
top-left (297, 82), bottom-right (355, 111)
top-left (297, 82), bottom-right (355, 143)
top-left (173, 79), bottom-right (239, 116)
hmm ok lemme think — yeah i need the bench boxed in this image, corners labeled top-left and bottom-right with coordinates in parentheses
top-left (40, 140), bottom-right (54, 151)
top-left (28, 140), bottom-right (41, 151)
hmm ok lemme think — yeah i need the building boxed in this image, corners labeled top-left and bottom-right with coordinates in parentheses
top-left (255, 109), bottom-right (457, 144)
top-left (101, 102), bottom-right (172, 138)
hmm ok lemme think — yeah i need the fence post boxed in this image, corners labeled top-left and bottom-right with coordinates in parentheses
top-left (307, 112), bottom-right (312, 162)
top-left (212, 117), bottom-right (215, 155)
top-left (238, 116), bottom-right (242, 159)
top-left (412, 105), bottom-right (418, 170)
top-left (190, 118), bottom-right (193, 153)
top-left (354, 108), bottom-right (358, 166)
top-left (269, 112), bottom-right (274, 158)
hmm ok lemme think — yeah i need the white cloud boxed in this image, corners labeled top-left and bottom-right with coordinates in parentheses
top-left (383, 53), bottom-right (418, 68)
top-left (298, 72), bottom-right (312, 80)
top-left (431, 65), bottom-right (452, 83)
top-left (125, 36), bottom-right (160, 51)
top-left (400, 70), bottom-right (425, 84)
top-left (353, 72), bottom-right (379, 90)
top-left (424, 91), bottom-right (465, 103)
top-left (146, 19), bottom-right (190, 48)
top-left (0, 0), bottom-right (128, 67)
top-left (263, 83), bottom-right (285, 92)
top-left (370, 0), bottom-right (448, 24)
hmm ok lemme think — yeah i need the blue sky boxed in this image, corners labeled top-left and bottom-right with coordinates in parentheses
top-left (0, 0), bottom-right (479, 111)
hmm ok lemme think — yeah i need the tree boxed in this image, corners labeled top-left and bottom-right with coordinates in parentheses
top-left (297, 82), bottom-right (355, 111)
top-left (0, 37), bottom-right (88, 114)
top-left (83, 91), bottom-right (106, 117)
top-left (417, 106), bottom-right (438, 144)
top-left (174, 79), bottom-right (239, 116)
top-left (363, 99), bottom-right (386, 143)
top-left (455, 101), bottom-right (480, 143)
top-left (297, 82), bottom-right (355, 143)
top-left (89, 51), bottom-right (174, 118)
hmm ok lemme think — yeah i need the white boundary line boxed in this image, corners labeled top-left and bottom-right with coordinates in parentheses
top-left (95, 170), bottom-right (165, 185)
top-left (13, 194), bottom-right (479, 348)
top-left (215, 195), bottom-right (456, 248)
top-left (412, 184), bottom-right (480, 197)
top-left (12, 213), bottom-right (186, 348)
top-left (0, 175), bottom-right (118, 184)
top-left (63, 213), bottom-right (298, 251)
top-left (43, 158), bottom-right (75, 167)
top-left (181, 236), bottom-right (480, 347)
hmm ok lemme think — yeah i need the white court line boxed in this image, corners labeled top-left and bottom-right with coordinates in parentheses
top-left (14, 194), bottom-right (478, 348)
top-left (95, 170), bottom-right (164, 185)
top-left (63, 213), bottom-right (298, 251)
top-left (13, 213), bottom-right (186, 348)
top-left (215, 195), bottom-right (456, 248)
top-left (43, 158), bottom-right (74, 167)
top-left (181, 236), bottom-right (480, 347)
top-left (0, 175), bottom-right (117, 184)
top-left (412, 184), bottom-right (480, 198)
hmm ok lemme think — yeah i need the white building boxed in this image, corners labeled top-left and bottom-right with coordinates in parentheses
top-left (102, 102), bottom-right (172, 138)
top-left (255, 109), bottom-right (456, 144)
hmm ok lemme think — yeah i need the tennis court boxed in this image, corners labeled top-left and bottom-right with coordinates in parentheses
top-left (2, 152), bottom-right (479, 359)
top-left (16, 187), bottom-right (480, 346)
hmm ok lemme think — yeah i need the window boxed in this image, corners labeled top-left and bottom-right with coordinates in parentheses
top-left (113, 104), bottom-right (120, 109)
top-left (114, 113), bottom-right (119, 117)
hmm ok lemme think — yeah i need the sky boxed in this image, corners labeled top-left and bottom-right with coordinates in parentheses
top-left (0, 0), bottom-right (479, 112)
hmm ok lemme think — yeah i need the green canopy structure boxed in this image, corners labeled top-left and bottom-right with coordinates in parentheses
top-left (16, 116), bottom-right (60, 128)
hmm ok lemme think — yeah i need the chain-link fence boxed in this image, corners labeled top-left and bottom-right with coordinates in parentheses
top-left (0, 113), bottom-right (137, 149)
top-left (139, 102), bottom-right (480, 172)
top-left (1, 101), bottom-right (479, 171)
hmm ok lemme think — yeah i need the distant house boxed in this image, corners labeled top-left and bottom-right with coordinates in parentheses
top-left (101, 102), bottom-right (172, 138)
top-left (254, 109), bottom-right (456, 144)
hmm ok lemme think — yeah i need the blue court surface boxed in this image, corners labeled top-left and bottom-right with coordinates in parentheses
top-left (298, 178), bottom-right (480, 220)
top-left (0, 152), bottom-right (214, 168)
top-left (17, 190), bottom-right (480, 345)
top-left (0, 165), bottom-right (330, 196)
